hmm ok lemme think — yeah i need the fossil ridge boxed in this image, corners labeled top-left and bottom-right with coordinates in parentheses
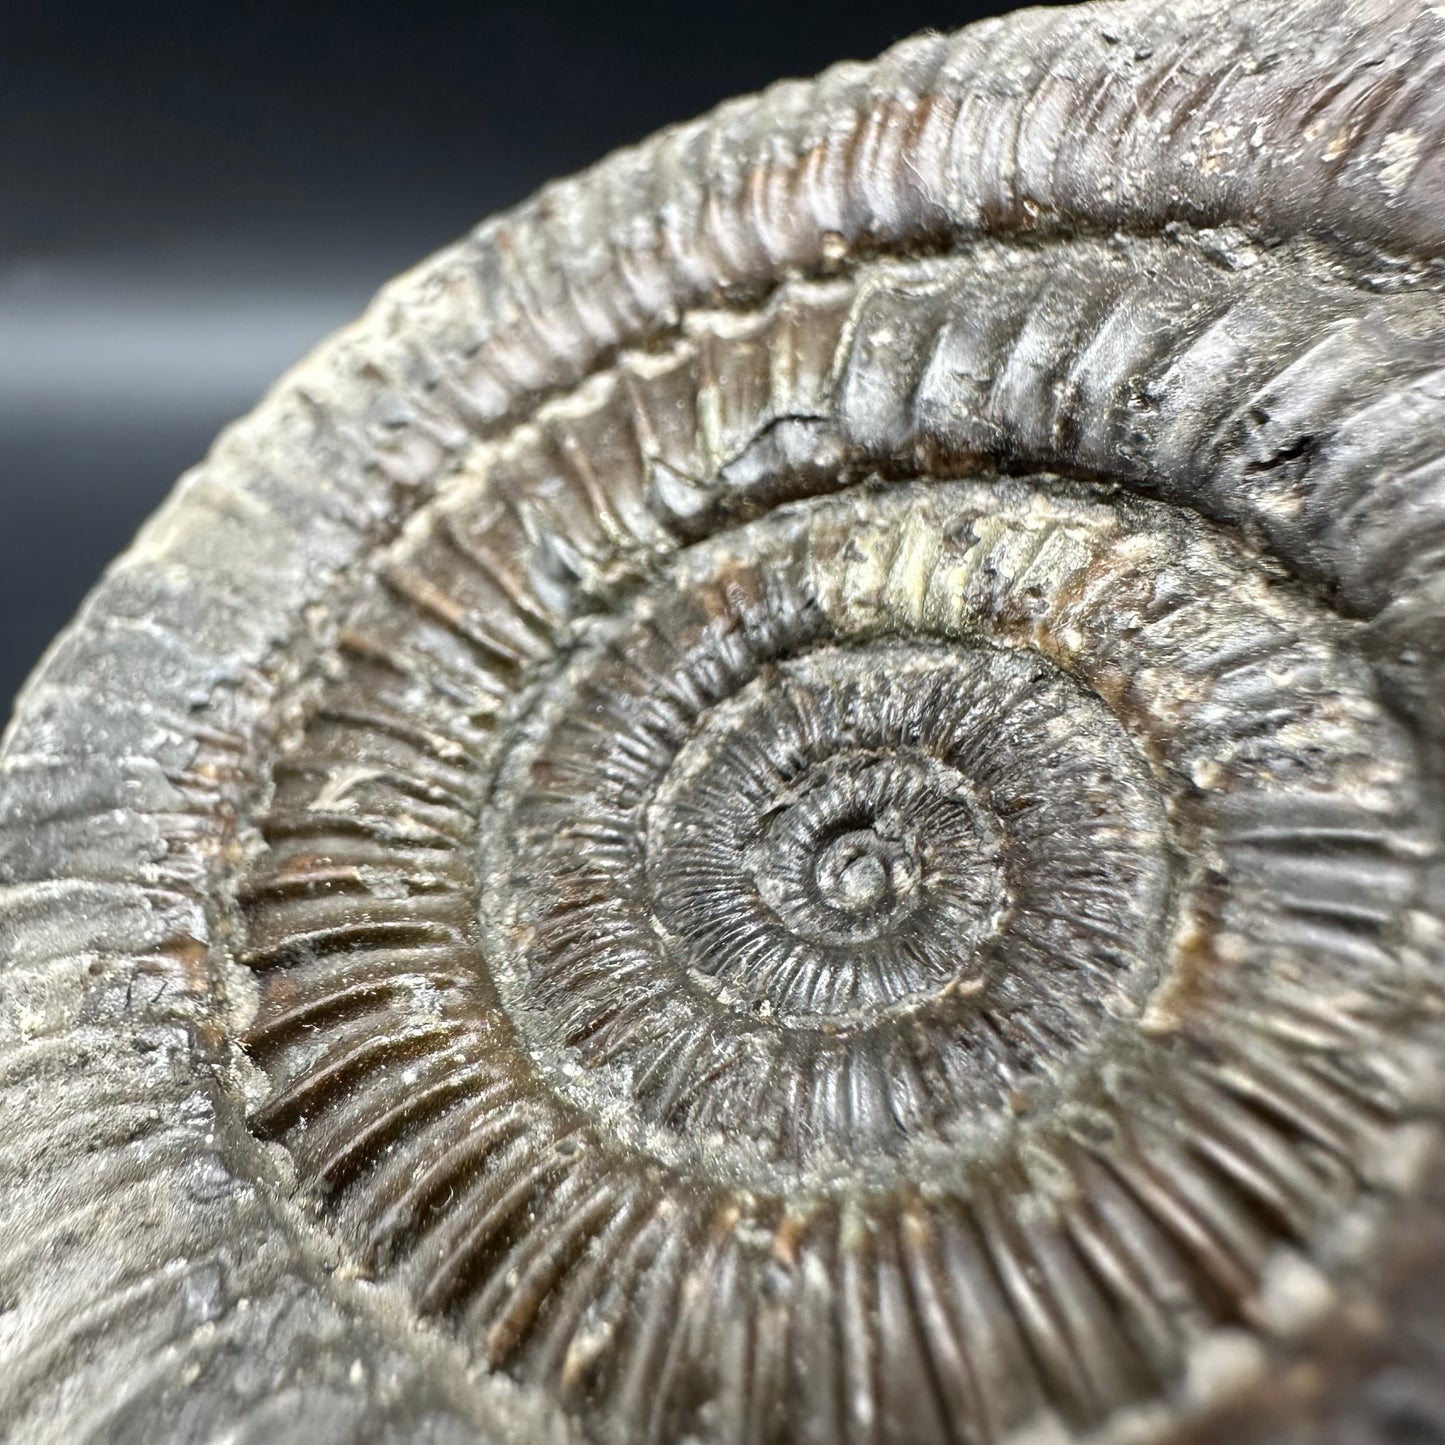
top-left (4, 1), bottom-right (1445, 1442)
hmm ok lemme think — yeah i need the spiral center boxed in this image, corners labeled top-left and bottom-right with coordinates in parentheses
top-left (475, 493), bottom-right (1179, 1173)
top-left (739, 747), bottom-right (992, 965)
top-left (816, 832), bottom-right (897, 912)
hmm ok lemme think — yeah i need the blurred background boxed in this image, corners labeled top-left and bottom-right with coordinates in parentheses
top-left (0, 0), bottom-right (1037, 710)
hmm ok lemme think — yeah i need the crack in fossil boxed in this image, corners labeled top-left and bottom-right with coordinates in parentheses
top-left (6, 3), bottom-right (1445, 1442)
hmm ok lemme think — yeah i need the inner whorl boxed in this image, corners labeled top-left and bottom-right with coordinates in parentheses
top-left (2, 3), bottom-right (1445, 1443)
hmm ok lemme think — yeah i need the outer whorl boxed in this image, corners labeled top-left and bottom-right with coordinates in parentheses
top-left (4, 1), bottom-right (1445, 1442)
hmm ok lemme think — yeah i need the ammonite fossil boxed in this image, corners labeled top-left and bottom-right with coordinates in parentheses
top-left (4, 0), bottom-right (1445, 1441)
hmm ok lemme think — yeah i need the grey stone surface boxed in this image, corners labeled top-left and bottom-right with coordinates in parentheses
top-left (3, 1), bottom-right (1445, 1440)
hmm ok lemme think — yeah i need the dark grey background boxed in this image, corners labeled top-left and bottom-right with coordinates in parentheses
top-left (0, 0), bottom-right (1031, 711)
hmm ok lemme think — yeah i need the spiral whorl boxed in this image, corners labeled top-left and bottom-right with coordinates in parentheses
top-left (3, 2), bottom-right (1445, 1443)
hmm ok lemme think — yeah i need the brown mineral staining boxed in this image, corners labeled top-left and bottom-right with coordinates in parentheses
top-left (237, 464), bottom-right (1434, 1442)
top-left (4, 2), bottom-right (1445, 1443)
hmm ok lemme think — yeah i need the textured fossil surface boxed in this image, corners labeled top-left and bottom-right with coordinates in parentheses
top-left (4, 1), bottom-right (1445, 1442)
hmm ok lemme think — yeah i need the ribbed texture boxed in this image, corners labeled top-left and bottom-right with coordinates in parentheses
top-left (2, 2), bottom-right (1444, 1441)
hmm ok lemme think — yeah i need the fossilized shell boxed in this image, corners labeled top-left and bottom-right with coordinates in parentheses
top-left (5, 1), bottom-right (1445, 1442)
